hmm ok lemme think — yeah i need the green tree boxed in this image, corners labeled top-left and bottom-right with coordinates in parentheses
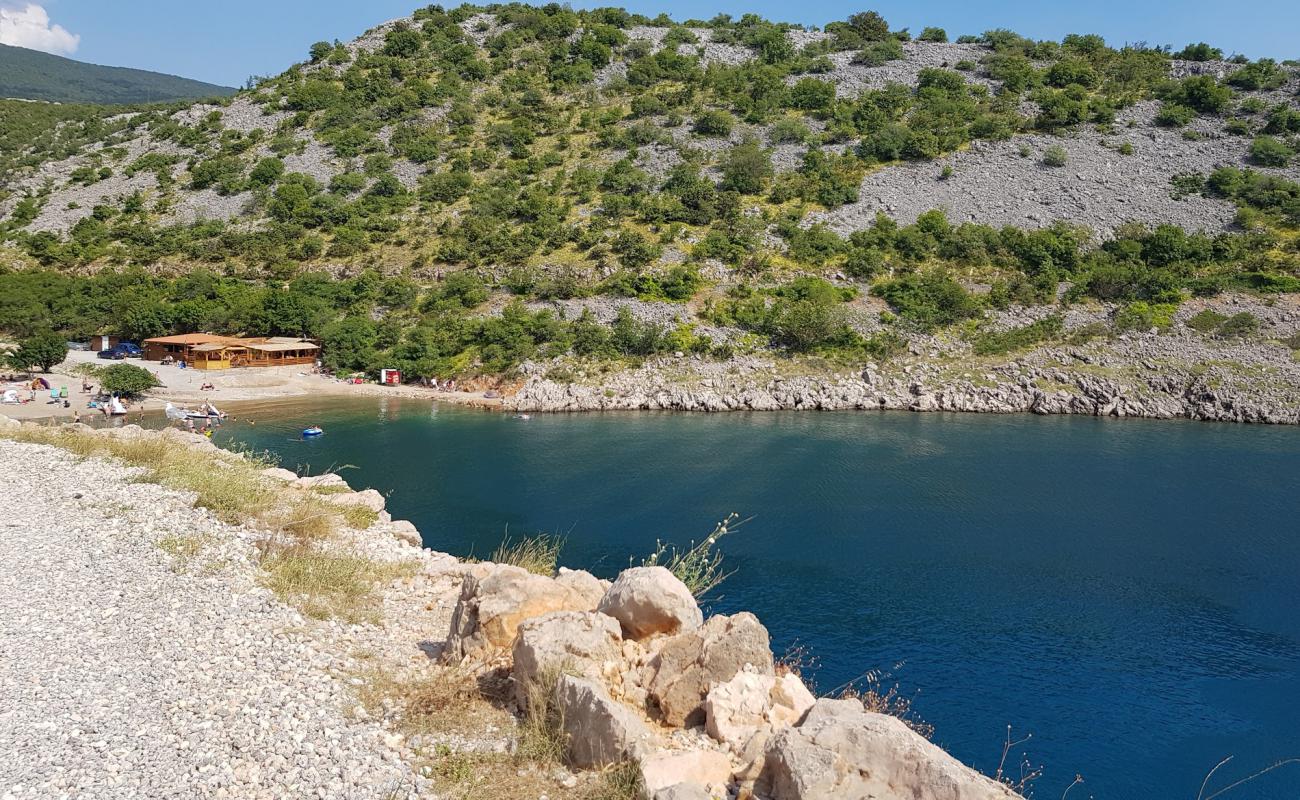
top-left (846, 11), bottom-right (890, 41)
top-left (7, 331), bottom-right (68, 373)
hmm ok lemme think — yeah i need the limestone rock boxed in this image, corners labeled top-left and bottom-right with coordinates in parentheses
top-left (260, 467), bottom-right (298, 482)
top-left (556, 675), bottom-right (653, 768)
top-left (556, 567), bottom-right (611, 607)
top-left (761, 699), bottom-right (1020, 800)
top-left (324, 488), bottom-right (386, 513)
top-left (445, 565), bottom-right (597, 661)
top-left (294, 472), bottom-right (349, 490)
top-left (387, 519), bottom-right (422, 547)
top-left (512, 611), bottom-right (622, 706)
top-left (598, 566), bottom-right (702, 641)
top-left (653, 782), bottom-right (714, 800)
top-left (647, 613), bottom-right (773, 727)
top-left (0, 415), bottom-right (18, 430)
top-left (640, 749), bottom-right (733, 799)
top-left (705, 667), bottom-right (816, 750)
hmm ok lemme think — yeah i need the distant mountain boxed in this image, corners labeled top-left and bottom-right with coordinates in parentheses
top-left (0, 43), bottom-right (235, 104)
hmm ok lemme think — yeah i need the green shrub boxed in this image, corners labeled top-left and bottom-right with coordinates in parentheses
top-left (1249, 135), bottom-right (1293, 167)
top-left (855, 38), bottom-right (903, 67)
top-left (971, 315), bottom-right (1063, 355)
top-left (1115, 301), bottom-right (1178, 332)
top-left (1217, 312), bottom-right (1259, 338)
top-left (1185, 309), bottom-right (1228, 333)
top-left (98, 363), bottom-right (160, 397)
top-left (918, 27), bottom-right (948, 43)
top-left (873, 271), bottom-right (981, 330)
top-left (693, 109), bottom-right (735, 137)
top-left (1041, 145), bottom-right (1068, 167)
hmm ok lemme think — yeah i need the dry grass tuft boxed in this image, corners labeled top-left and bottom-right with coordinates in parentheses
top-left (490, 532), bottom-right (564, 576)
top-left (516, 664), bottom-right (571, 765)
top-left (360, 663), bottom-right (493, 735)
top-left (835, 667), bottom-right (934, 740)
top-left (261, 546), bottom-right (414, 624)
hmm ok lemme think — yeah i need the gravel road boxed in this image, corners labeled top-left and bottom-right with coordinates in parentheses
top-left (0, 439), bottom-right (421, 800)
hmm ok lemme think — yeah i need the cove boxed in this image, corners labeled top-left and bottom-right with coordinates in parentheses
top-left (212, 398), bottom-right (1300, 799)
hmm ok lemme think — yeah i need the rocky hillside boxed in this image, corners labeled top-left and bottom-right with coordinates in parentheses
top-left (1, 4), bottom-right (1299, 421)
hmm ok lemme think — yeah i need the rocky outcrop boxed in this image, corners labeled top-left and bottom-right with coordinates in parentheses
top-left (598, 566), bottom-right (703, 640)
top-left (646, 612), bottom-right (774, 727)
top-left (511, 611), bottom-right (623, 705)
top-left (760, 699), bottom-right (1018, 800)
top-left (445, 564), bottom-right (597, 661)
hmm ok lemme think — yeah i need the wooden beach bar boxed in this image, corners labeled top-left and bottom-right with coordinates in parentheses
top-left (142, 334), bottom-right (319, 370)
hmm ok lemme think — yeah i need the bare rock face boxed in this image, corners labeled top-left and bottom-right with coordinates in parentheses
top-left (445, 565), bottom-right (596, 661)
top-left (511, 611), bottom-right (623, 706)
top-left (761, 699), bottom-right (1021, 800)
top-left (597, 566), bottom-right (703, 640)
top-left (640, 749), bottom-right (733, 799)
top-left (556, 675), bottom-right (654, 768)
top-left (646, 612), bottom-right (774, 727)
top-left (704, 666), bottom-right (816, 750)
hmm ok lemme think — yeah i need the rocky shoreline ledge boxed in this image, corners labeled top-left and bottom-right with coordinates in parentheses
top-left (1, 416), bottom-right (1023, 800)
top-left (508, 296), bottom-right (1300, 425)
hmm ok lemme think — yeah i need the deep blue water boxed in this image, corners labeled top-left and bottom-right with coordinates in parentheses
top-left (207, 398), bottom-right (1299, 799)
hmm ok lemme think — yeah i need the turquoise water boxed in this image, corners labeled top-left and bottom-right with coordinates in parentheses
top-left (206, 398), bottom-right (1299, 799)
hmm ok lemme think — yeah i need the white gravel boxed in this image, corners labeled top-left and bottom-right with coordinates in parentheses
top-left (0, 439), bottom-right (423, 800)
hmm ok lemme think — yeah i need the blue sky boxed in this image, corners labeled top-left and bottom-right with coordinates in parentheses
top-left (5, 0), bottom-right (1299, 87)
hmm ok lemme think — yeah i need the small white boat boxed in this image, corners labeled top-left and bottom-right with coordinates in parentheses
top-left (302, 426), bottom-right (324, 437)
top-left (108, 397), bottom-right (128, 416)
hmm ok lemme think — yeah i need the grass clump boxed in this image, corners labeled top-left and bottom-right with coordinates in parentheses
top-left (641, 513), bottom-right (742, 599)
top-left (491, 532), bottom-right (565, 576)
top-left (261, 545), bottom-right (413, 623)
top-left (971, 315), bottom-right (1063, 355)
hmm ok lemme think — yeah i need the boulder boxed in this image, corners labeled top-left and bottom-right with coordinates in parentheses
top-left (598, 566), bottom-right (702, 641)
top-left (260, 467), bottom-right (298, 482)
top-left (653, 783), bottom-right (714, 800)
top-left (556, 675), bottom-right (654, 768)
top-left (445, 565), bottom-right (597, 661)
top-left (640, 749), bottom-right (732, 799)
top-left (556, 567), bottom-right (611, 607)
top-left (0, 415), bottom-right (18, 430)
top-left (512, 611), bottom-right (622, 706)
top-left (761, 699), bottom-right (1020, 800)
top-left (647, 613), bottom-right (773, 728)
top-left (325, 488), bottom-right (386, 513)
top-left (705, 667), bottom-right (816, 750)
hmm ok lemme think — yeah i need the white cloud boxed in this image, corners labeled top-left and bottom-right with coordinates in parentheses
top-left (0, 3), bottom-right (80, 55)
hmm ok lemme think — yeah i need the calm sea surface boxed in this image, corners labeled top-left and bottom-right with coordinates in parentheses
top-left (195, 398), bottom-right (1298, 799)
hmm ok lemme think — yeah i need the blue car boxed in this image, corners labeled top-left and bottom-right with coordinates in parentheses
top-left (97, 342), bottom-right (142, 359)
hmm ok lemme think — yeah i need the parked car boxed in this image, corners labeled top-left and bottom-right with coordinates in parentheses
top-left (97, 342), bottom-right (142, 360)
